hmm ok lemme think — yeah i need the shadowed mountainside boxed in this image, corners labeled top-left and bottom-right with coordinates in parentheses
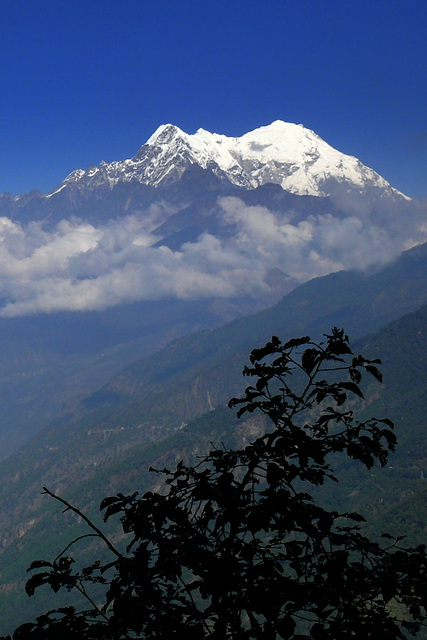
top-left (0, 298), bottom-right (426, 632)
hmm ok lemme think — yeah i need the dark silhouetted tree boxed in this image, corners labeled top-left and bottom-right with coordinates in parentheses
top-left (3, 329), bottom-right (427, 638)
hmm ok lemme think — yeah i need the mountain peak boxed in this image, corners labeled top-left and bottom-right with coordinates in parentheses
top-left (44, 121), bottom-right (409, 199)
top-left (131, 121), bottom-right (404, 198)
top-left (145, 123), bottom-right (186, 146)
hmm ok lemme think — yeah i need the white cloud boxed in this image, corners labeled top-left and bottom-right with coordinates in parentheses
top-left (0, 195), bottom-right (425, 317)
top-left (216, 196), bottom-right (427, 280)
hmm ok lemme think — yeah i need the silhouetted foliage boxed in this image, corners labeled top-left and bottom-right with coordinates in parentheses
top-left (3, 329), bottom-right (426, 638)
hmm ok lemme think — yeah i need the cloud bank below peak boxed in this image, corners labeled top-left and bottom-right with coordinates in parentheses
top-left (0, 196), bottom-right (425, 318)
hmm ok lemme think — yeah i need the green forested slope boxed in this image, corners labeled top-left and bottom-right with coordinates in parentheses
top-left (0, 246), bottom-right (426, 632)
top-left (72, 241), bottom-right (427, 420)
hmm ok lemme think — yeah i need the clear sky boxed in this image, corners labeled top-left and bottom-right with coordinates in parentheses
top-left (0, 0), bottom-right (426, 198)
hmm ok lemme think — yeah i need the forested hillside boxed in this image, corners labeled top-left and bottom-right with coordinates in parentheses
top-left (0, 283), bottom-right (426, 631)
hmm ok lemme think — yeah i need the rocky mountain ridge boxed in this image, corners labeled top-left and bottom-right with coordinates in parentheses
top-left (49, 120), bottom-right (409, 199)
top-left (1, 121), bottom-right (409, 209)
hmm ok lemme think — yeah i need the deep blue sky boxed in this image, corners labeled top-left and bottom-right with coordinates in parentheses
top-left (1, 0), bottom-right (426, 197)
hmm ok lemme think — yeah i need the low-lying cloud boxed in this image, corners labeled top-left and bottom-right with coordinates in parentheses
top-left (0, 195), bottom-right (425, 317)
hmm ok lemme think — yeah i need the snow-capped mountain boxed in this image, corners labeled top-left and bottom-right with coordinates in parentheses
top-left (0, 118), bottom-right (424, 324)
top-left (55, 120), bottom-right (407, 200)
top-left (0, 120), bottom-right (423, 463)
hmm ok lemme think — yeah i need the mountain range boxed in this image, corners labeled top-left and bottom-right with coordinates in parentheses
top-left (46, 120), bottom-right (408, 197)
top-left (0, 121), bottom-right (424, 305)
top-left (0, 242), bottom-right (425, 632)
top-left (0, 121), bottom-right (425, 632)
top-left (0, 121), bottom-right (424, 458)
top-left (2, 120), bottom-right (410, 205)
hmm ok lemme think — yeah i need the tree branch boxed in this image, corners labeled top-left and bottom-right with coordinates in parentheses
top-left (42, 487), bottom-right (124, 559)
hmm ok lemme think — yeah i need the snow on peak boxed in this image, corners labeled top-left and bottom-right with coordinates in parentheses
top-left (56, 121), bottom-right (408, 199)
top-left (146, 123), bottom-right (186, 146)
top-left (133, 120), bottom-right (405, 197)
